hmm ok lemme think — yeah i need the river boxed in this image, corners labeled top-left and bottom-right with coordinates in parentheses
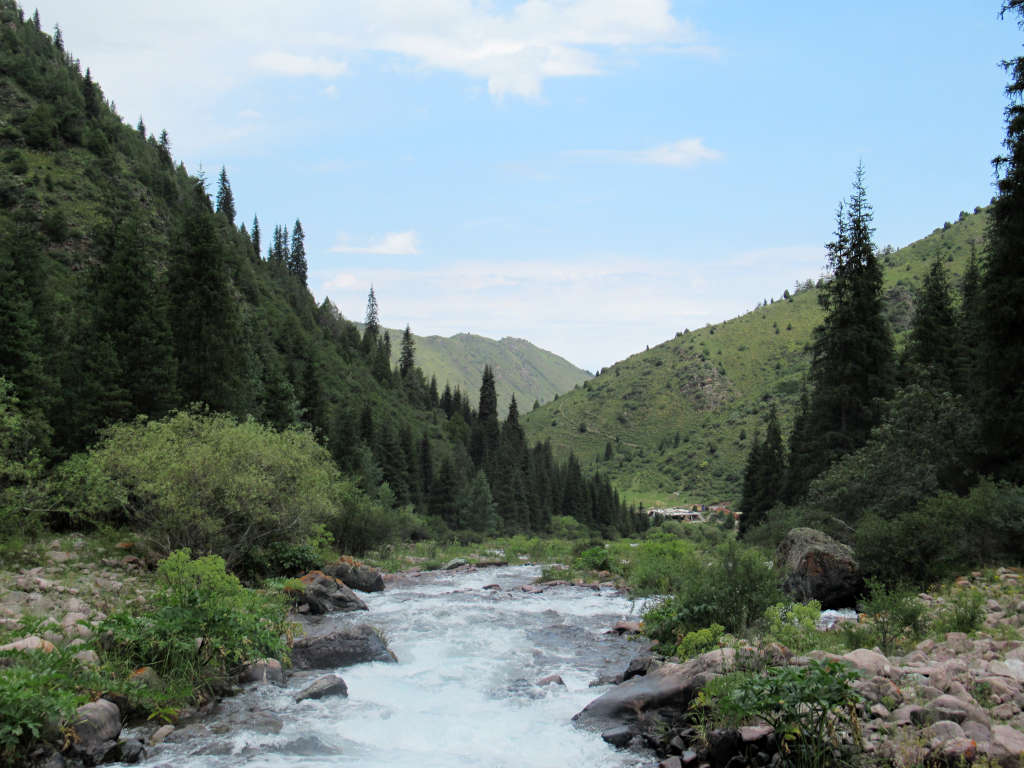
top-left (131, 565), bottom-right (653, 768)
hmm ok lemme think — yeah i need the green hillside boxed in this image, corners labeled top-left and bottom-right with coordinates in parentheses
top-left (521, 205), bottom-right (991, 508)
top-left (377, 327), bottom-right (591, 417)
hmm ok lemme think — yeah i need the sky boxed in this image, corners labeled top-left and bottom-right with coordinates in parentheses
top-left (30, 1), bottom-right (1022, 372)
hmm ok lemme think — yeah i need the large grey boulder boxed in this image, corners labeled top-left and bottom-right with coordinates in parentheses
top-left (574, 648), bottom-right (735, 731)
top-left (290, 625), bottom-right (396, 670)
top-left (292, 571), bottom-right (368, 614)
top-left (323, 560), bottom-right (385, 593)
top-left (775, 527), bottom-right (862, 608)
top-left (66, 699), bottom-right (121, 765)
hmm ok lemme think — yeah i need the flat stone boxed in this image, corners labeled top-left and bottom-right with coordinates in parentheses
top-left (991, 724), bottom-right (1024, 761)
top-left (149, 724), bottom-right (175, 746)
top-left (601, 725), bottom-right (635, 747)
top-left (0, 635), bottom-right (56, 653)
top-left (295, 674), bottom-right (348, 702)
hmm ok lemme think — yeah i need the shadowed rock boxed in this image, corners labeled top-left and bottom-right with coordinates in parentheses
top-left (291, 625), bottom-right (396, 670)
top-left (776, 527), bottom-right (862, 608)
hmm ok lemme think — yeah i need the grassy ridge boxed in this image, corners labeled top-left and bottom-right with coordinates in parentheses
top-left (377, 326), bottom-right (592, 417)
top-left (522, 206), bottom-right (990, 508)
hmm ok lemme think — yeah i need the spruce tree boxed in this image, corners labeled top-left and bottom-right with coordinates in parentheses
top-left (904, 257), bottom-right (959, 391)
top-left (399, 324), bottom-right (415, 378)
top-left (288, 218), bottom-right (307, 284)
top-left (977, 1), bottom-right (1024, 481)
top-left (215, 166), bottom-right (235, 224)
top-left (251, 216), bottom-right (261, 262)
top-left (790, 166), bottom-right (893, 498)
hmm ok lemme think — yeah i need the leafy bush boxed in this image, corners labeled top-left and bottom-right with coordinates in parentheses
top-left (643, 539), bottom-right (782, 639)
top-left (0, 649), bottom-right (86, 766)
top-left (764, 600), bottom-right (821, 654)
top-left (858, 579), bottom-right (928, 654)
top-left (326, 479), bottom-right (422, 555)
top-left (676, 623), bottom-right (725, 659)
top-left (0, 378), bottom-right (47, 548)
top-left (934, 588), bottom-right (986, 635)
top-left (100, 549), bottom-right (291, 702)
top-left (857, 480), bottom-right (1024, 587)
top-left (698, 660), bottom-right (862, 768)
top-left (67, 409), bottom-right (344, 570)
top-left (574, 546), bottom-right (611, 572)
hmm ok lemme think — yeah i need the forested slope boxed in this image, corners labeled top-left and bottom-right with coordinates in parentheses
top-left (522, 206), bottom-right (990, 506)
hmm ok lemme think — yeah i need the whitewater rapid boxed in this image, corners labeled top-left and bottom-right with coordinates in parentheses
top-left (131, 565), bottom-right (653, 768)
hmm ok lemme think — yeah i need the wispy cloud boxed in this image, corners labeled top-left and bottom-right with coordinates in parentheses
top-left (316, 246), bottom-right (817, 371)
top-left (330, 231), bottom-right (421, 255)
top-left (251, 51), bottom-right (348, 79)
top-left (570, 138), bottom-right (722, 167)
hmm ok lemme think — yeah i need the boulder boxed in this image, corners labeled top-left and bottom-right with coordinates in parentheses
top-left (574, 648), bottom-right (734, 730)
top-left (601, 725), bottom-right (636, 747)
top-left (239, 658), bottom-right (284, 686)
top-left (442, 558), bottom-right (468, 570)
top-left (295, 674), bottom-right (349, 702)
top-left (290, 625), bottom-right (397, 670)
top-left (323, 560), bottom-right (385, 593)
top-left (843, 649), bottom-right (898, 680)
top-left (775, 527), bottom-right (862, 608)
top-left (292, 571), bottom-right (368, 614)
top-left (0, 635), bottom-right (56, 653)
top-left (991, 724), bottom-right (1024, 766)
top-left (66, 699), bottom-right (121, 765)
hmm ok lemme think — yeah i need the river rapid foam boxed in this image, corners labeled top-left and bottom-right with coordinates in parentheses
top-left (131, 565), bottom-right (652, 768)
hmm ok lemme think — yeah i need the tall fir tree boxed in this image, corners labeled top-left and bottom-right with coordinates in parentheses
top-left (904, 257), bottom-right (959, 392)
top-left (977, 0), bottom-right (1024, 481)
top-left (788, 166), bottom-right (894, 499)
top-left (399, 324), bottom-right (415, 379)
top-left (288, 218), bottom-right (307, 284)
top-left (251, 215), bottom-right (261, 262)
top-left (215, 166), bottom-right (235, 224)
top-left (362, 286), bottom-right (380, 357)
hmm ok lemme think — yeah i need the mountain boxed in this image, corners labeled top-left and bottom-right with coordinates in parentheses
top-left (0, 2), bottom-right (640, 540)
top-left (521, 206), bottom-right (990, 508)
top-left (376, 327), bottom-right (591, 417)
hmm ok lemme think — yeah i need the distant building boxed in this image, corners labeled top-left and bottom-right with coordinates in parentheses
top-left (648, 507), bottom-right (705, 523)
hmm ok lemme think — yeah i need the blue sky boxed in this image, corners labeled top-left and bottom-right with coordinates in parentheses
top-left (33, 1), bottom-right (1021, 372)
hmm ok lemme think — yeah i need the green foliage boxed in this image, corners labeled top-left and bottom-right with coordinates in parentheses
top-left (70, 409), bottom-right (343, 571)
top-left (0, 647), bottom-right (86, 765)
top-left (933, 588), bottom-right (986, 635)
top-left (858, 579), bottom-right (928, 654)
top-left (0, 378), bottom-right (47, 545)
top-left (698, 660), bottom-right (862, 768)
top-left (642, 539), bottom-right (782, 639)
top-left (326, 479), bottom-right (422, 556)
top-left (855, 479), bottom-right (1024, 587)
top-left (573, 545), bottom-right (611, 572)
top-left (100, 549), bottom-right (291, 700)
top-left (763, 600), bottom-right (821, 654)
top-left (675, 623), bottom-right (725, 659)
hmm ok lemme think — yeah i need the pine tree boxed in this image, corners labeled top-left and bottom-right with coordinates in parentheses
top-left (790, 166), bottom-right (894, 498)
top-left (288, 218), bottom-right (307, 284)
top-left (362, 286), bottom-right (380, 357)
top-left (399, 324), bottom-right (415, 378)
top-left (977, 1), bottom-right (1024, 481)
top-left (958, 246), bottom-right (983, 394)
top-left (904, 257), bottom-right (959, 391)
top-left (251, 215), bottom-right (261, 262)
top-left (215, 166), bottom-right (235, 224)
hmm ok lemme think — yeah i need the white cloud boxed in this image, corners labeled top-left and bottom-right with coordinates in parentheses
top-left (251, 51), bottom-right (348, 78)
top-left (316, 246), bottom-right (819, 372)
top-left (330, 231), bottom-right (421, 255)
top-left (238, 108), bottom-right (262, 121)
top-left (570, 138), bottom-right (722, 167)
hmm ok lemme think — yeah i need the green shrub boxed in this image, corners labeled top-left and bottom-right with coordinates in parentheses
top-left (676, 623), bottom-right (726, 659)
top-left (698, 660), bottom-right (862, 768)
top-left (574, 546), bottom-right (611, 572)
top-left (100, 549), bottom-right (291, 702)
top-left (0, 379), bottom-right (47, 548)
top-left (764, 600), bottom-right (821, 654)
top-left (326, 480), bottom-right (421, 555)
top-left (643, 539), bottom-right (782, 639)
top-left (0, 649), bottom-right (86, 766)
top-left (66, 409), bottom-right (343, 570)
top-left (858, 579), bottom-right (928, 654)
top-left (934, 588), bottom-right (986, 635)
